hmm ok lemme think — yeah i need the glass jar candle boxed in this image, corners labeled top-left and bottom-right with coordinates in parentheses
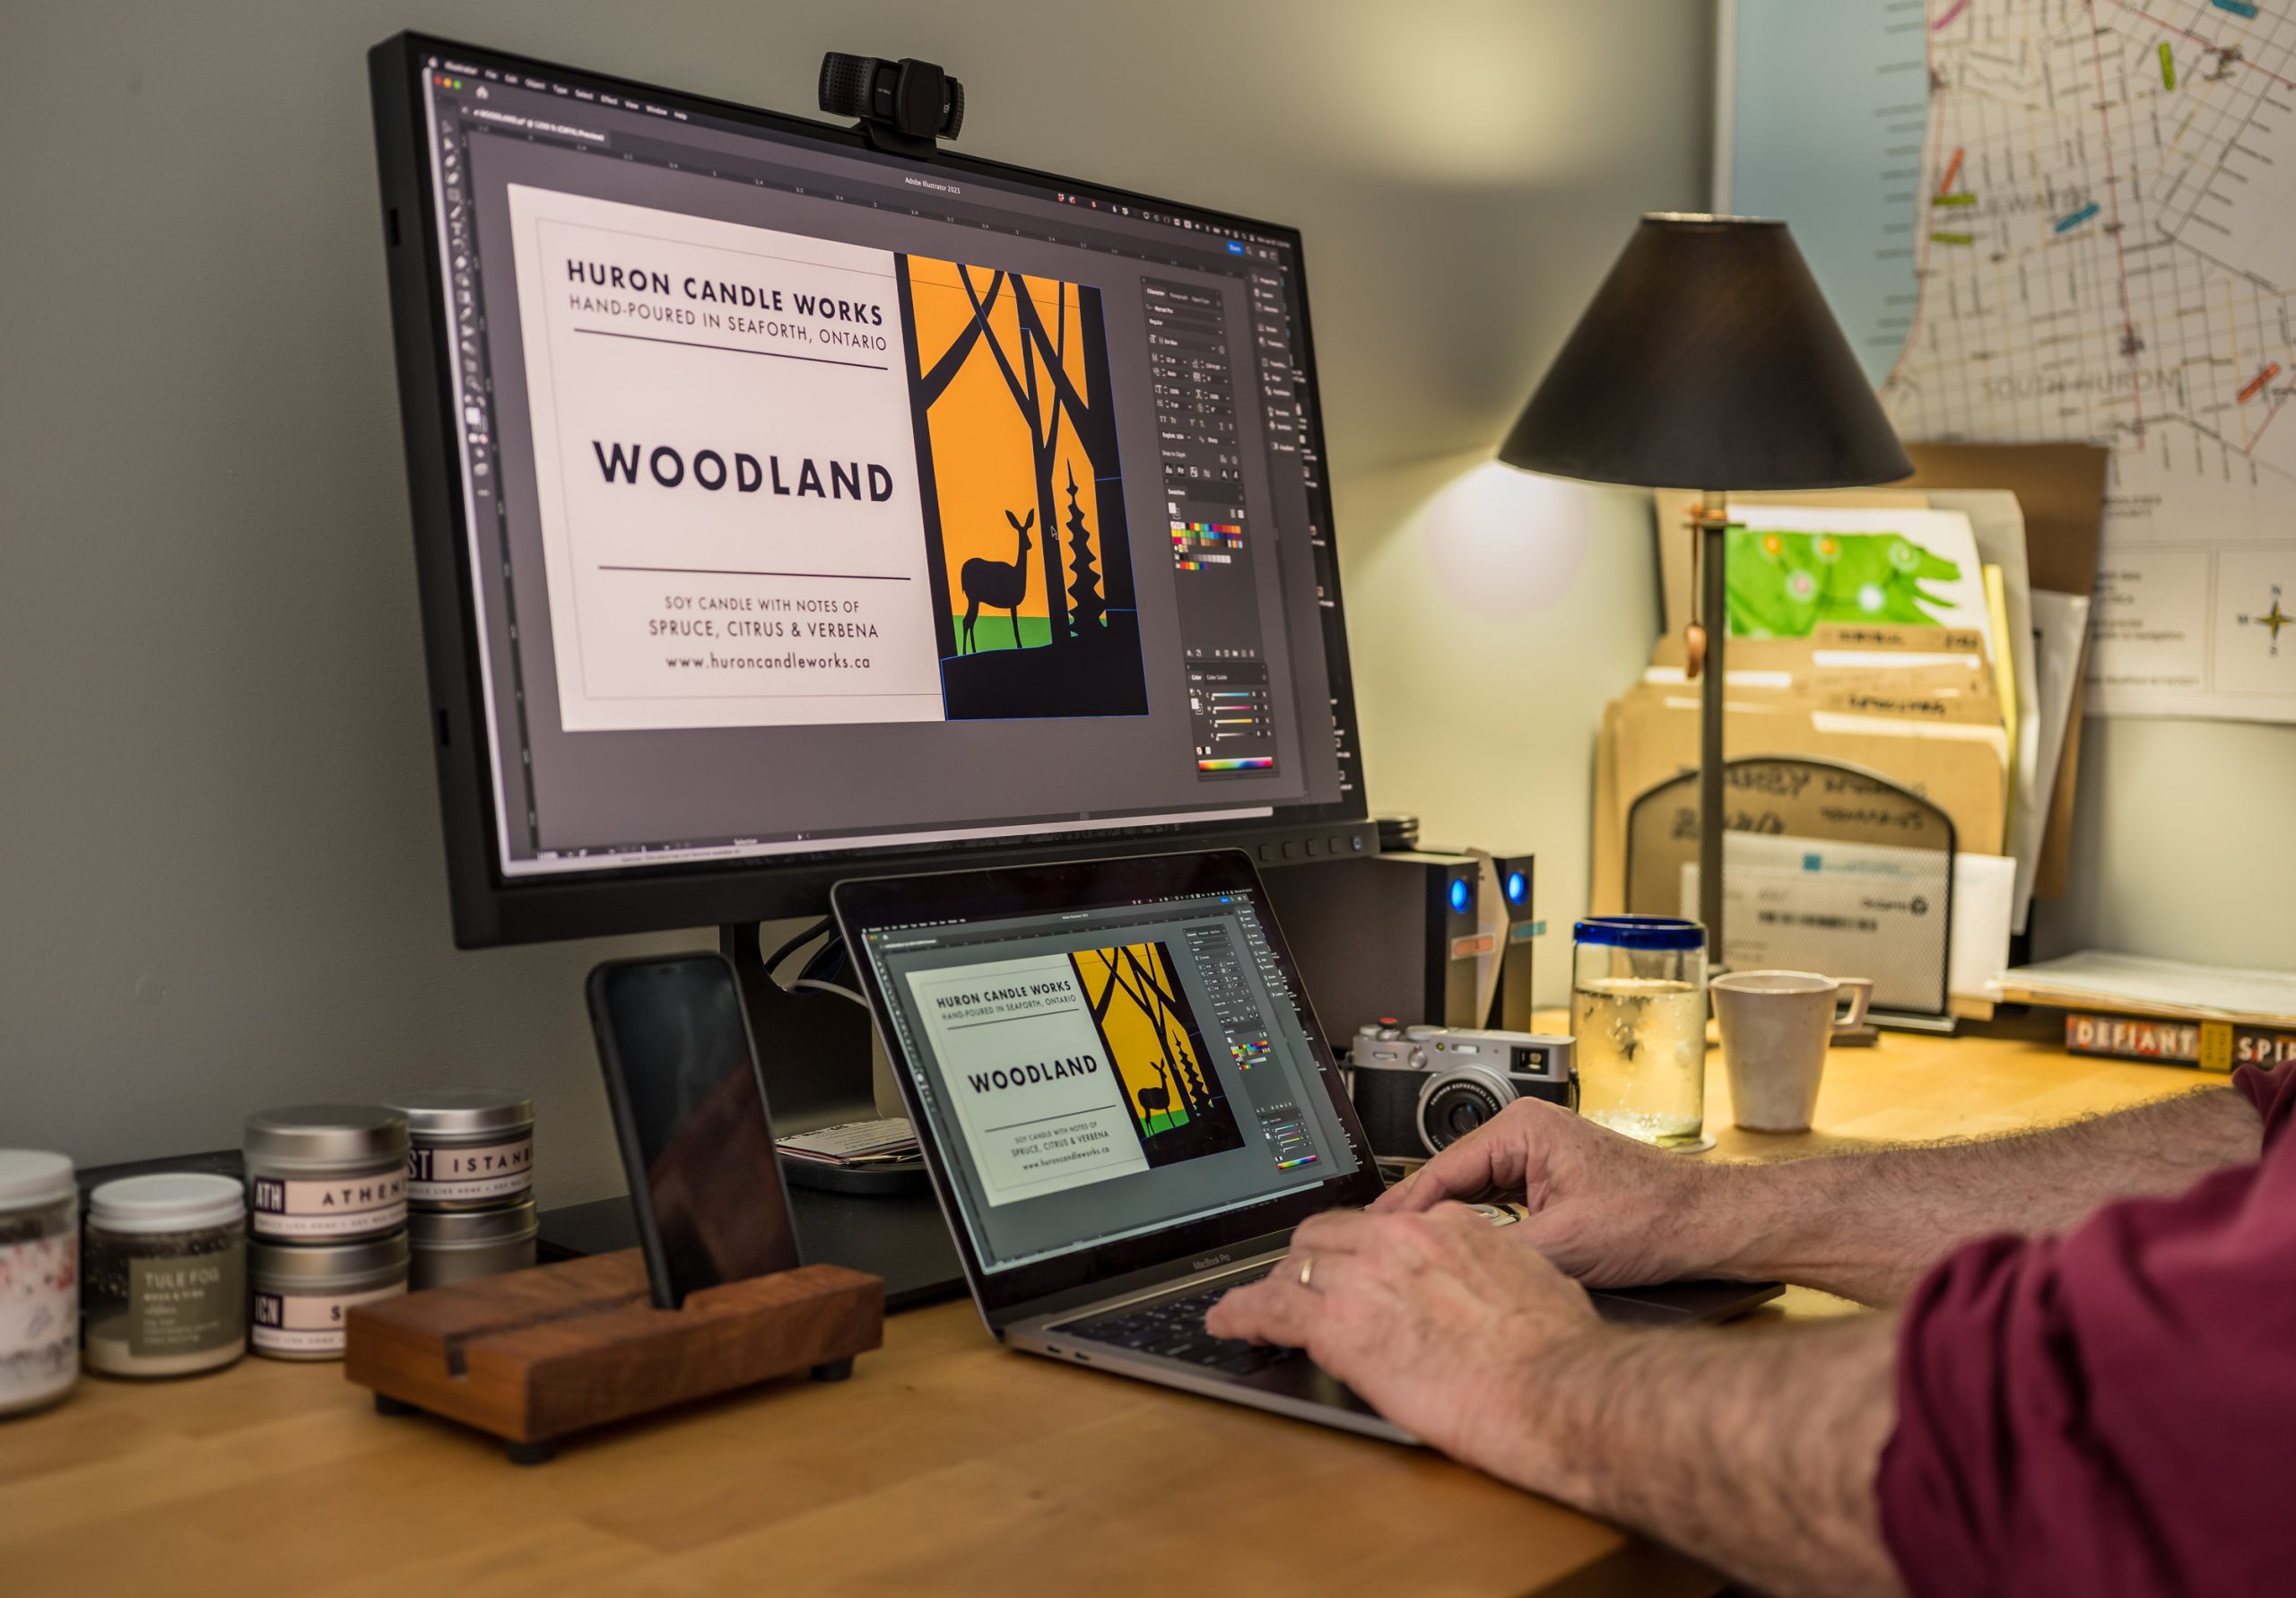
top-left (1570, 916), bottom-right (1709, 1148)
top-left (243, 1104), bottom-right (407, 1242)
top-left (83, 1174), bottom-right (248, 1379)
top-left (386, 1090), bottom-right (534, 1211)
top-left (0, 1151), bottom-right (80, 1417)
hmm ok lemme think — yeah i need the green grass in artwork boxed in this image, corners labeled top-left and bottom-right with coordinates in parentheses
top-left (950, 612), bottom-right (1054, 651)
top-left (1138, 1103), bottom-right (1194, 1135)
top-left (1726, 527), bottom-right (1964, 637)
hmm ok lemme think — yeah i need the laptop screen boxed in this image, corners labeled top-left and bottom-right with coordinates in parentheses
top-left (851, 864), bottom-right (1369, 1278)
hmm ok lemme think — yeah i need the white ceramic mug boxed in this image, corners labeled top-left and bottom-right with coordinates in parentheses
top-left (1711, 970), bottom-right (1875, 1133)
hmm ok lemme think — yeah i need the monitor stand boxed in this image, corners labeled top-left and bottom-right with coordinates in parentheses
top-left (537, 920), bottom-right (966, 1308)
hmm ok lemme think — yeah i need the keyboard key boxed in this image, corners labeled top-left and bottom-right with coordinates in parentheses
top-left (1065, 1269), bottom-right (1300, 1377)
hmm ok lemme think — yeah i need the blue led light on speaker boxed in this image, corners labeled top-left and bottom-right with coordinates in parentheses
top-left (1448, 878), bottom-right (1472, 914)
top-left (1505, 870), bottom-right (1526, 904)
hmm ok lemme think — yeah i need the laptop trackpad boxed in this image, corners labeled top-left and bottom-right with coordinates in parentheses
top-left (1240, 1354), bottom-right (1383, 1417)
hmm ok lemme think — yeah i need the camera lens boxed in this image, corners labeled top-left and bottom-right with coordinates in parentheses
top-left (1414, 1069), bottom-right (1513, 1154)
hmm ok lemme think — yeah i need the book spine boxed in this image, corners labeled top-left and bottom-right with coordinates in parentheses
top-left (2064, 1012), bottom-right (2296, 1072)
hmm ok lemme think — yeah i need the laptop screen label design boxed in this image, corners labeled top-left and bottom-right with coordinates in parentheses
top-left (906, 937), bottom-right (1251, 1208)
top-left (907, 953), bottom-right (1152, 1204)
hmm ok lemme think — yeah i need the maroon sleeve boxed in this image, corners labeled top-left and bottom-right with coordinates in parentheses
top-left (2233, 1058), bottom-right (2296, 1144)
top-left (1877, 1070), bottom-right (2296, 1597)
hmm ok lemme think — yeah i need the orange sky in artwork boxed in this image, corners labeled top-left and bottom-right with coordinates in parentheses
top-left (905, 257), bottom-right (1100, 621)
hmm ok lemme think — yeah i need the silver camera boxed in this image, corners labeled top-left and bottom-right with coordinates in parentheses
top-left (1349, 1022), bottom-right (1576, 1159)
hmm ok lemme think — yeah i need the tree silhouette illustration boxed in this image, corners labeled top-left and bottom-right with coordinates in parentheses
top-left (1080, 943), bottom-right (1223, 1133)
top-left (1064, 463), bottom-right (1103, 631)
top-left (943, 267), bottom-right (1075, 646)
top-left (1119, 945), bottom-right (1214, 1117)
top-left (932, 265), bottom-right (1138, 647)
top-left (1013, 281), bottom-right (1134, 620)
top-left (1081, 950), bottom-right (1169, 1130)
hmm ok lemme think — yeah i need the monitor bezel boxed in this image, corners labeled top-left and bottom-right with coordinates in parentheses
top-left (370, 32), bottom-right (1371, 948)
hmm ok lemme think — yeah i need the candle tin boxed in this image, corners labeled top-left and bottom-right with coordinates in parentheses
top-left (248, 1234), bottom-right (408, 1360)
top-left (407, 1198), bottom-right (539, 1290)
top-left (242, 1104), bottom-right (408, 1242)
top-left (385, 1090), bottom-right (535, 1211)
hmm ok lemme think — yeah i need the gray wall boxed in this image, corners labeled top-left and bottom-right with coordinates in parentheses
top-left (2034, 719), bottom-right (2296, 971)
top-left (0, 0), bottom-right (1718, 1207)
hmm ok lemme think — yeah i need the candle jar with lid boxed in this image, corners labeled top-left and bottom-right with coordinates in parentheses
top-left (83, 1173), bottom-right (248, 1379)
top-left (0, 1151), bottom-right (80, 1416)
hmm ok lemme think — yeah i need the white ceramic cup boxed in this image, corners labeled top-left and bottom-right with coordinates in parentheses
top-left (1711, 970), bottom-right (1875, 1133)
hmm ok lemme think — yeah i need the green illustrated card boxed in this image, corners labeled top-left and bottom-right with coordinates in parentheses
top-left (1724, 507), bottom-right (1993, 647)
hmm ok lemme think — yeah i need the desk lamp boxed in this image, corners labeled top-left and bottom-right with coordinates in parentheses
top-left (1497, 214), bottom-right (1910, 962)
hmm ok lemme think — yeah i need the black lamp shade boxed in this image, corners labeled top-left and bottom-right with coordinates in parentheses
top-left (1498, 214), bottom-right (1911, 491)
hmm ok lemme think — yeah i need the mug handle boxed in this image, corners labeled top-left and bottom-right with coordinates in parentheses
top-left (1831, 977), bottom-right (1874, 1034)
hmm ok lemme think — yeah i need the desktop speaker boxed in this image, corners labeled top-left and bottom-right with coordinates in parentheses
top-left (1261, 849), bottom-right (1487, 1044)
top-left (1483, 852), bottom-right (1538, 1033)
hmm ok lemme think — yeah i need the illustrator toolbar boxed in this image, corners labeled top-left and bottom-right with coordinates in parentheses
top-left (1182, 921), bottom-right (1323, 1174)
top-left (1145, 278), bottom-right (1247, 531)
top-left (1140, 273), bottom-right (1281, 770)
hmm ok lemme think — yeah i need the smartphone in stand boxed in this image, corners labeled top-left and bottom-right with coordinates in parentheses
top-left (587, 953), bottom-right (804, 1308)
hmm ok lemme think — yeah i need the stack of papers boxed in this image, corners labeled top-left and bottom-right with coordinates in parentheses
top-left (1990, 951), bottom-right (2296, 1029)
top-left (1683, 839), bottom-right (2013, 1014)
top-left (778, 1116), bottom-right (921, 1167)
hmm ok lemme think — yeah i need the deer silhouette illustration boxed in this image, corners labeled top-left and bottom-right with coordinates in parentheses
top-left (959, 508), bottom-right (1033, 654)
top-left (1135, 1084), bottom-right (1172, 1132)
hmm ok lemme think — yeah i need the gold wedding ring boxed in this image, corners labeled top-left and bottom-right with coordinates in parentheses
top-left (1296, 1254), bottom-right (1317, 1290)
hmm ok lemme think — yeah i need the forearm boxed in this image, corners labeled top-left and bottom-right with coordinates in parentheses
top-left (1703, 1084), bottom-right (2259, 1304)
top-left (1480, 1315), bottom-right (1904, 1598)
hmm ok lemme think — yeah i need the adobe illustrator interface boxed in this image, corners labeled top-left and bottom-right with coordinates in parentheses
top-left (415, 50), bottom-right (1358, 876)
top-left (862, 890), bottom-right (1361, 1274)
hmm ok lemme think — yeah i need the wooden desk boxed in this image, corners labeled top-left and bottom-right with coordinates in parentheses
top-left (0, 1025), bottom-right (2211, 1598)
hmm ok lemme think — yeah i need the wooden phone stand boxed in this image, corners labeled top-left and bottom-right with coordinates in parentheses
top-left (344, 1250), bottom-right (883, 1463)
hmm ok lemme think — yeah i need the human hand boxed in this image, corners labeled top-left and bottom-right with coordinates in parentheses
top-left (1375, 1099), bottom-right (1732, 1289)
top-left (1204, 1204), bottom-right (1603, 1485)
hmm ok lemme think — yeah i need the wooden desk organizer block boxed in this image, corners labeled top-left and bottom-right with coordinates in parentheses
top-left (344, 1250), bottom-right (883, 1463)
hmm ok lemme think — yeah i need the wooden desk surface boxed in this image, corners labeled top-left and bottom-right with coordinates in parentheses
top-left (1, 1023), bottom-right (2212, 1598)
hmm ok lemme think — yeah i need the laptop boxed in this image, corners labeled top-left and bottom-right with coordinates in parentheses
top-left (834, 849), bottom-right (1780, 1445)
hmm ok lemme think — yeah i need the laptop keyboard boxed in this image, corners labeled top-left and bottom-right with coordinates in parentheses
top-left (1063, 1271), bottom-right (1302, 1377)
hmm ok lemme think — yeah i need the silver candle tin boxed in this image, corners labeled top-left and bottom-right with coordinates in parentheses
top-left (242, 1105), bottom-right (408, 1243)
top-left (248, 1233), bottom-right (408, 1360)
top-left (406, 1198), bottom-right (539, 1290)
top-left (385, 1090), bottom-right (535, 1211)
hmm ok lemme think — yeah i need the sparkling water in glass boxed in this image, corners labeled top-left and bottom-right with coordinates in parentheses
top-left (1571, 918), bottom-right (1708, 1147)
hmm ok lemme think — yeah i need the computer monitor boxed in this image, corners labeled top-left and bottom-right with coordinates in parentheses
top-left (369, 34), bottom-right (1370, 951)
